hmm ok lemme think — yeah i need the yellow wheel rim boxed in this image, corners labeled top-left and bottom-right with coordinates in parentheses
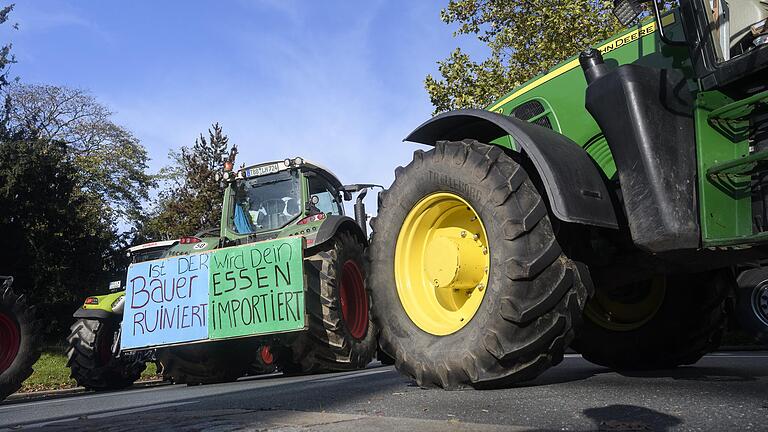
top-left (394, 192), bottom-right (490, 336)
top-left (584, 277), bottom-right (666, 331)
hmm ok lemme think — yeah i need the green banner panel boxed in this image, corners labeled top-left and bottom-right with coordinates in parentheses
top-left (208, 237), bottom-right (306, 339)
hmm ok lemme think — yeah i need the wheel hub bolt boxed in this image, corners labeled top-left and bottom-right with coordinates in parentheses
top-left (473, 233), bottom-right (479, 240)
top-left (477, 283), bottom-right (484, 291)
top-left (482, 247), bottom-right (488, 255)
top-left (460, 231), bottom-right (467, 238)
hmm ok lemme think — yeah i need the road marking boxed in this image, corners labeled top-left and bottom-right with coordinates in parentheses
top-left (88, 400), bottom-right (197, 418)
top-left (310, 368), bottom-right (392, 383)
top-left (0, 384), bottom-right (179, 412)
top-left (706, 354), bottom-right (768, 358)
top-left (5, 401), bottom-right (197, 430)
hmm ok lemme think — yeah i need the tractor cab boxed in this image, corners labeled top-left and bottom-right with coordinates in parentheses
top-left (219, 157), bottom-right (379, 246)
top-left (225, 158), bottom-right (343, 236)
top-left (614, 0), bottom-right (768, 88)
top-left (702, 0), bottom-right (768, 60)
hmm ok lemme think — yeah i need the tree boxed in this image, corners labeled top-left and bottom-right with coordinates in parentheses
top-left (0, 4), bottom-right (16, 91)
top-left (425, 0), bottom-right (623, 113)
top-left (141, 123), bottom-right (237, 240)
top-left (0, 5), bottom-right (152, 339)
top-left (0, 137), bottom-right (115, 337)
top-left (4, 84), bottom-right (153, 229)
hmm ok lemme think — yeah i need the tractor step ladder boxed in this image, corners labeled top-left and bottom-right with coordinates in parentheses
top-left (707, 89), bottom-right (768, 184)
top-left (704, 90), bottom-right (768, 247)
top-left (707, 90), bottom-right (768, 141)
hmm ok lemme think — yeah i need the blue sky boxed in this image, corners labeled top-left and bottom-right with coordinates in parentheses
top-left (3, 0), bottom-right (486, 216)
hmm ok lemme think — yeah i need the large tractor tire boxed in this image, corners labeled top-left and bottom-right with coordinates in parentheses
top-left (280, 231), bottom-right (377, 373)
top-left (735, 268), bottom-right (768, 343)
top-left (157, 339), bottom-right (255, 385)
top-left (377, 346), bottom-right (395, 366)
top-left (370, 140), bottom-right (591, 389)
top-left (67, 318), bottom-right (146, 390)
top-left (572, 271), bottom-right (728, 370)
top-left (0, 278), bottom-right (41, 400)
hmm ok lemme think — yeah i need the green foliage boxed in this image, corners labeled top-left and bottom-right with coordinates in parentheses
top-left (4, 84), bottom-right (153, 229)
top-left (0, 7), bottom-right (154, 339)
top-left (425, 0), bottom-right (623, 113)
top-left (0, 84), bottom-right (154, 338)
top-left (20, 350), bottom-right (158, 392)
top-left (0, 4), bottom-right (16, 89)
top-left (0, 138), bottom-right (115, 334)
top-left (141, 123), bottom-right (237, 240)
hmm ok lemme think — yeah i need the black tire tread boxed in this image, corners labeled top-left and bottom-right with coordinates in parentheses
top-left (157, 339), bottom-right (255, 385)
top-left (370, 140), bottom-right (591, 389)
top-left (281, 231), bottom-right (377, 373)
top-left (0, 280), bottom-right (42, 400)
top-left (572, 271), bottom-right (729, 370)
top-left (66, 318), bottom-right (145, 390)
top-left (735, 268), bottom-right (768, 343)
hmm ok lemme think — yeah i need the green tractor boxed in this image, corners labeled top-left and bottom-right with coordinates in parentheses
top-left (68, 158), bottom-right (379, 387)
top-left (66, 238), bottom-right (200, 390)
top-left (0, 276), bottom-right (41, 401)
top-left (370, 0), bottom-right (768, 388)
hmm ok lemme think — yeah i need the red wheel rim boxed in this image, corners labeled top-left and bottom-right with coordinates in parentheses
top-left (339, 260), bottom-right (368, 340)
top-left (0, 312), bottom-right (20, 373)
top-left (260, 345), bottom-right (274, 365)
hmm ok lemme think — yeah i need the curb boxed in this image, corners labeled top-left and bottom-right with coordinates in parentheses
top-left (716, 345), bottom-right (768, 351)
top-left (5, 378), bottom-right (167, 403)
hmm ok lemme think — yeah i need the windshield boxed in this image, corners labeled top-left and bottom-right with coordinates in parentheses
top-left (704, 0), bottom-right (768, 62)
top-left (231, 170), bottom-right (302, 235)
top-left (131, 247), bottom-right (171, 263)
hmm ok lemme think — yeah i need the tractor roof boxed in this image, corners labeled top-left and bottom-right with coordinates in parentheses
top-left (239, 158), bottom-right (343, 189)
top-left (127, 239), bottom-right (178, 253)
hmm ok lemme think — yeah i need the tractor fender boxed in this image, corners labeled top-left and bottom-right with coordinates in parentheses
top-left (405, 108), bottom-right (619, 229)
top-left (313, 215), bottom-right (368, 248)
top-left (73, 291), bottom-right (124, 320)
top-left (73, 308), bottom-right (117, 320)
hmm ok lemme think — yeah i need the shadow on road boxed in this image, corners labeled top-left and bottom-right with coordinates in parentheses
top-left (511, 364), bottom-right (606, 388)
top-left (514, 358), bottom-right (767, 388)
top-left (583, 404), bottom-right (682, 431)
top-left (616, 366), bottom-right (764, 382)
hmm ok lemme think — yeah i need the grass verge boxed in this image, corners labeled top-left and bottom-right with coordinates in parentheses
top-left (20, 349), bottom-right (159, 393)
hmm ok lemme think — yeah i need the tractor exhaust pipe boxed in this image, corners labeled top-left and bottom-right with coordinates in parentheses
top-left (354, 188), bottom-right (369, 238)
top-left (342, 183), bottom-right (383, 239)
top-left (579, 48), bottom-right (611, 84)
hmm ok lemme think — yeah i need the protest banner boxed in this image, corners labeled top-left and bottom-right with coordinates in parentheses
top-left (121, 253), bottom-right (210, 349)
top-left (209, 237), bottom-right (305, 339)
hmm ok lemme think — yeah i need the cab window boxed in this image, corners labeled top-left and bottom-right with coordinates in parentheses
top-left (307, 173), bottom-right (343, 216)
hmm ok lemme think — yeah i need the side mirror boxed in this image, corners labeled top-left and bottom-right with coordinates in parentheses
top-left (341, 183), bottom-right (384, 193)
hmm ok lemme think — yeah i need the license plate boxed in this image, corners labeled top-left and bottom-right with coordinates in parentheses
top-left (121, 237), bottom-right (306, 350)
top-left (246, 163), bottom-right (281, 178)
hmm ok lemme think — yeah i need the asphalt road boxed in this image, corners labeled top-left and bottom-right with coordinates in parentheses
top-left (0, 352), bottom-right (766, 431)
